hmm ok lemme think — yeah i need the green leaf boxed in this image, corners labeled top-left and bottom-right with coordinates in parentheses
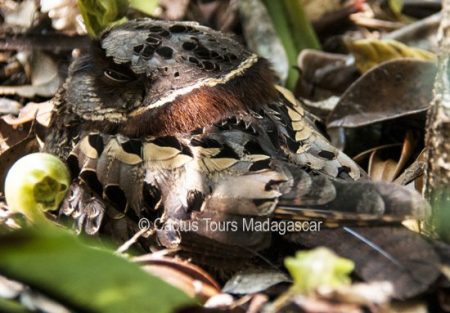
top-left (388, 0), bottom-right (404, 17)
top-left (77, 0), bottom-right (129, 36)
top-left (0, 298), bottom-right (29, 313)
top-left (262, 0), bottom-right (320, 90)
top-left (284, 247), bottom-right (354, 294)
top-left (0, 226), bottom-right (193, 313)
top-left (129, 0), bottom-right (159, 15)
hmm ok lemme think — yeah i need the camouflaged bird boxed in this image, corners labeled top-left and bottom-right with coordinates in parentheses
top-left (43, 18), bottom-right (440, 299)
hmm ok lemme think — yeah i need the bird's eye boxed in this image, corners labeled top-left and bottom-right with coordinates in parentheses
top-left (103, 69), bottom-right (133, 82)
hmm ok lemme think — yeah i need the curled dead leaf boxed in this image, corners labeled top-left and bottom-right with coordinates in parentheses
top-left (353, 132), bottom-right (416, 182)
top-left (134, 255), bottom-right (220, 303)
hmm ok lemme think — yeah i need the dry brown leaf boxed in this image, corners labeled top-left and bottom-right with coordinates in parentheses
top-left (296, 49), bottom-right (359, 100)
top-left (384, 12), bottom-right (440, 52)
top-left (0, 119), bottom-right (31, 150)
top-left (134, 255), bottom-right (220, 303)
top-left (353, 143), bottom-right (402, 164)
top-left (328, 59), bottom-right (436, 128)
top-left (358, 132), bottom-right (416, 182)
top-left (369, 152), bottom-right (399, 182)
top-left (2, 100), bottom-right (54, 127)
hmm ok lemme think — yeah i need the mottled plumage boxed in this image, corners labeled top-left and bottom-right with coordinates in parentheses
top-left (44, 19), bottom-right (440, 299)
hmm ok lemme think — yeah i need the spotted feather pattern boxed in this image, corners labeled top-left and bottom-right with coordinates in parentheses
top-left (65, 93), bottom-right (427, 231)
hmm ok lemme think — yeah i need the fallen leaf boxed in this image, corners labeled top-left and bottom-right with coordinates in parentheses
top-left (0, 98), bottom-right (22, 115)
top-left (296, 49), bottom-right (360, 100)
top-left (369, 153), bottom-right (398, 182)
top-left (289, 227), bottom-right (440, 299)
top-left (384, 12), bottom-right (440, 52)
top-left (2, 101), bottom-right (54, 127)
top-left (302, 96), bottom-right (340, 121)
top-left (0, 52), bottom-right (61, 98)
top-left (359, 131), bottom-right (416, 182)
top-left (327, 59), bottom-right (436, 128)
top-left (134, 255), bottom-right (220, 303)
top-left (223, 269), bottom-right (290, 295)
top-left (0, 119), bottom-right (31, 149)
top-left (346, 38), bottom-right (435, 73)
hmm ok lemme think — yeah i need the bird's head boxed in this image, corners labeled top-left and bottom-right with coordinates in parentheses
top-left (65, 18), bottom-right (277, 137)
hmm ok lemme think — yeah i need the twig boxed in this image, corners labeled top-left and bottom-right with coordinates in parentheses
top-left (115, 227), bottom-right (149, 254)
top-left (349, 13), bottom-right (404, 30)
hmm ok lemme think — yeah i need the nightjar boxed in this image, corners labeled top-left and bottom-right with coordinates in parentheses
top-left (43, 18), bottom-right (440, 299)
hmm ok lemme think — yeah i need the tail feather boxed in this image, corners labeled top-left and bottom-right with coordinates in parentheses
top-left (270, 165), bottom-right (431, 225)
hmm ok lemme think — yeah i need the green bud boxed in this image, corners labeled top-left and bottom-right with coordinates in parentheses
top-left (5, 153), bottom-right (70, 222)
top-left (284, 247), bottom-right (354, 294)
